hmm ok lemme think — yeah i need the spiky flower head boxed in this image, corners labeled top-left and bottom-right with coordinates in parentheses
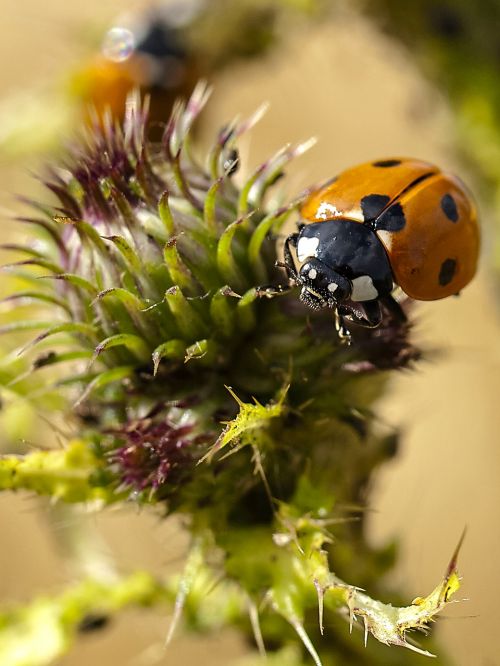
top-left (0, 86), bottom-right (421, 612)
top-left (1, 83), bottom-right (420, 499)
top-left (0, 84), bottom-right (461, 665)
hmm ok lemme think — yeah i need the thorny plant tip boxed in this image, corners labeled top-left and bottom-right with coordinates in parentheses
top-left (0, 83), bottom-right (461, 665)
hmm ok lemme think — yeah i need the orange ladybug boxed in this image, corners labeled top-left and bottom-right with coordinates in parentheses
top-left (278, 158), bottom-right (479, 334)
top-left (71, 6), bottom-right (202, 126)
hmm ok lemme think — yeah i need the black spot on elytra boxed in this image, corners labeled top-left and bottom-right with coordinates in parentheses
top-left (372, 159), bottom-right (401, 168)
top-left (374, 202), bottom-right (406, 232)
top-left (441, 193), bottom-right (459, 222)
top-left (439, 258), bottom-right (457, 286)
top-left (361, 194), bottom-right (390, 222)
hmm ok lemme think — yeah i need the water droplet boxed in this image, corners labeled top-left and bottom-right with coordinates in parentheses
top-left (102, 27), bottom-right (135, 62)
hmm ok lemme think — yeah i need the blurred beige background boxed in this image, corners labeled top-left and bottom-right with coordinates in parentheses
top-left (0, 1), bottom-right (499, 664)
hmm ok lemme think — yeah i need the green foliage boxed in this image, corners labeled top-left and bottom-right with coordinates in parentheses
top-left (0, 441), bottom-right (118, 504)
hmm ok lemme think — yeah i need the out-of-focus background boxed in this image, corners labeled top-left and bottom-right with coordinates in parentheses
top-left (0, 1), bottom-right (499, 664)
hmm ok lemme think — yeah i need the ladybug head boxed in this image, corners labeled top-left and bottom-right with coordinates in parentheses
top-left (297, 259), bottom-right (351, 309)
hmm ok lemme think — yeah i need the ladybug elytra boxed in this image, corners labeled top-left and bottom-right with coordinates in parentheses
top-left (277, 157), bottom-right (480, 336)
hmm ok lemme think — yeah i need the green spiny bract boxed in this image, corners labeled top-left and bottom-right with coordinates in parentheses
top-left (0, 84), bottom-right (448, 665)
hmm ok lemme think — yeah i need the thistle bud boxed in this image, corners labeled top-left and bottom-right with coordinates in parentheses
top-left (0, 85), bottom-right (446, 666)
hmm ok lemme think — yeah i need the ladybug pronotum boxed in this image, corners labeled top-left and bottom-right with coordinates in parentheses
top-left (277, 157), bottom-right (480, 336)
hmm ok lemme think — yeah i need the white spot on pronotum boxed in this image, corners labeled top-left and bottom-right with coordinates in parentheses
top-left (308, 268), bottom-right (317, 280)
top-left (327, 282), bottom-right (338, 293)
top-left (351, 275), bottom-right (378, 301)
top-left (297, 236), bottom-right (319, 262)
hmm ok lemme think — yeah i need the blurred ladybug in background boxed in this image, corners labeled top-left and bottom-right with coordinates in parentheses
top-left (278, 158), bottom-right (479, 337)
top-left (71, 1), bottom-right (204, 125)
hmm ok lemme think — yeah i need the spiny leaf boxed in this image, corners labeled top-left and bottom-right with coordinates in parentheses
top-left (102, 235), bottom-right (142, 272)
top-left (1, 267), bottom-right (55, 290)
top-left (15, 216), bottom-right (69, 257)
top-left (175, 242), bottom-right (220, 293)
top-left (74, 366), bottom-right (135, 407)
top-left (0, 321), bottom-right (56, 335)
top-left (206, 103), bottom-right (268, 181)
top-left (209, 287), bottom-right (239, 338)
top-left (0, 290), bottom-right (71, 313)
top-left (7, 350), bottom-right (93, 388)
top-left (3, 258), bottom-right (64, 275)
top-left (135, 209), bottom-right (169, 244)
top-left (163, 239), bottom-right (199, 294)
top-left (172, 154), bottom-right (203, 212)
top-left (249, 139), bottom-right (316, 207)
top-left (165, 538), bottom-right (205, 645)
top-left (167, 81), bottom-right (212, 157)
top-left (287, 519), bottom-right (464, 657)
top-left (93, 288), bottom-right (145, 311)
top-left (109, 186), bottom-right (139, 229)
top-left (203, 178), bottom-right (223, 237)
top-left (236, 288), bottom-right (258, 332)
top-left (39, 274), bottom-right (98, 296)
top-left (73, 220), bottom-right (110, 256)
top-left (184, 339), bottom-right (217, 365)
top-left (0, 440), bottom-right (117, 503)
top-left (158, 190), bottom-right (176, 236)
top-left (248, 205), bottom-right (295, 282)
top-left (202, 386), bottom-right (288, 462)
top-left (45, 180), bottom-right (81, 220)
top-left (238, 163), bottom-right (266, 218)
top-left (89, 334), bottom-right (150, 367)
top-left (216, 219), bottom-right (248, 293)
top-left (275, 607), bottom-right (323, 666)
top-left (152, 339), bottom-right (186, 375)
top-left (19, 323), bottom-right (96, 356)
top-left (165, 286), bottom-right (208, 341)
top-left (0, 243), bottom-right (47, 259)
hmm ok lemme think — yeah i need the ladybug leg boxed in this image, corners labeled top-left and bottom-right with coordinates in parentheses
top-left (255, 283), bottom-right (291, 298)
top-left (361, 300), bottom-right (383, 327)
top-left (338, 300), bottom-right (383, 328)
top-left (380, 294), bottom-right (407, 324)
top-left (334, 309), bottom-right (352, 344)
top-left (335, 301), bottom-right (381, 345)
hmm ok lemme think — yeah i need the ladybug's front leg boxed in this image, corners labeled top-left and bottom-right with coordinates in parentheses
top-left (334, 309), bottom-right (352, 344)
top-left (338, 300), bottom-right (383, 328)
top-left (255, 283), bottom-right (292, 299)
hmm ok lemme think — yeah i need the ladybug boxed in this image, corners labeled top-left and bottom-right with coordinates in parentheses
top-left (72, 4), bottom-right (202, 126)
top-left (277, 158), bottom-right (479, 335)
